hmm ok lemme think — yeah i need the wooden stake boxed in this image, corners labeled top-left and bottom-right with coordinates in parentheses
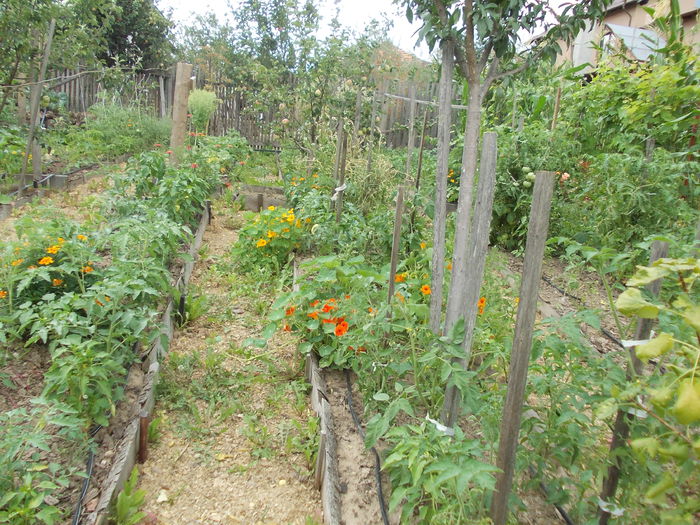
top-left (429, 41), bottom-right (454, 334)
top-left (335, 131), bottom-right (347, 223)
top-left (19, 19), bottom-right (55, 196)
top-left (598, 240), bottom-right (668, 525)
top-left (138, 411), bottom-right (150, 463)
top-left (550, 84), bottom-right (562, 132)
top-left (440, 132), bottom-right (498, 426)
top-left (404, 85), bottom-right (416, 178)
top-left (159, 75), bottom-right (166, 118)
top-left (490, 171), bottom-right (556, 525)
top-left (169, 62), bottom-right (193, 164)
top-left (386, 186), bottom-right (406, 309)
top-left (16, 73), bottom-right (27, 125)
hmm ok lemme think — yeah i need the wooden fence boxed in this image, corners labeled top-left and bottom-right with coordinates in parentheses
top-left (50, 67), bottom-right (462, 149)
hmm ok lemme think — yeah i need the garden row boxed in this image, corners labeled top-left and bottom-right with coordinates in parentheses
top-left (229, 132), bottom-right (699, 523)
top-left (0, 133), bottom-right (249, 524)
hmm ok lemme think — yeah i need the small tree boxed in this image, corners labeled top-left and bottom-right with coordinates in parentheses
top-left (398, 0), bottom-right (612, 425)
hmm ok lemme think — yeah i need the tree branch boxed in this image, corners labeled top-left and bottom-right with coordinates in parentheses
top-left (463, 0), bottom-right (478, 81)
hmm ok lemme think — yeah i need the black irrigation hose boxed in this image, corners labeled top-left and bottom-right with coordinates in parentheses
top-left (527, 466), bottom-right (575, 525)
top-left (343, 369), bottom-right (390, 525)
top-left (71, 424), bottom-right (102, 525)
top-left (541, 275), bottom-right (624, 349)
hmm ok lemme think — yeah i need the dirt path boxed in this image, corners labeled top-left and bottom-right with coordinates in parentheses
top-left (138, 201), bottom-right (322, 524)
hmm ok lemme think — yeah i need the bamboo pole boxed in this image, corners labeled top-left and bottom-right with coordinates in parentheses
top-left (490, 171), bottom-right (556, 525)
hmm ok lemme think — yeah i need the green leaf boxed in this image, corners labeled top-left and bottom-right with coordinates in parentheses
top-left (364, 413), bottom-right (390, 448)
top-left (373, 392), bottom-right (390, 402)
top-left (674, 380), bottom-right (700, 425)
top-left (635, 333), bottom-right (673, 362)
top-left (682, 305), bottom-right (700, 333)
top-left (626, 265), bottom-right (669, 287)
top-left (261, 322), bottom-right (277, 339)
top-left (615, 288), bottom-right (659, 318)
top-left (631, 437), bottom-right (659, 457)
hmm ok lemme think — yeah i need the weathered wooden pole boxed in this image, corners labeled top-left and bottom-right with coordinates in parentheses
top-left (387, 186), bottom-right (406, 309)
top-left (440, 132), bottom-right (498, 426)
top-left (169, 62), bottom-right (194, 164)
top-left (16, 73), bottom-right (27, 125)
top-left (429, 40), bottom-right (454, 334)
top-left (404, 84), bottom-right (417, 178)
top-left (19, 19), bottom-right (55, 195)
top-left (598, 240), bottom-right (668, 525)
top-left (334, 130), bottom-right (348, 223)
top-left (490, 171), bottom-right (556, 525)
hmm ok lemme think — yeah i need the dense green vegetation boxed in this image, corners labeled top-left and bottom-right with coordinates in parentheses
top-left (0, 0), bottom-right (698, 523)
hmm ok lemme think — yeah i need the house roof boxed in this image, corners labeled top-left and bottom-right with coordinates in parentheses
top-left (605, 0), bottom-right (649, 13)
top-left (603, 22), bottom-right (666, 60)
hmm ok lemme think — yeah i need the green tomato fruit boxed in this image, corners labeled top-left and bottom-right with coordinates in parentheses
top-left (522, 180), bottom-right (532, 188)
top-left (522, 166), bottom-right (531, 173)
top-left (526, 172), bottom-right (536, 181)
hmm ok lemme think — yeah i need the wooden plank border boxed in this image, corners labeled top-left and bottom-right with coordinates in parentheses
top-left (86, 204), bottom-right (211, 525)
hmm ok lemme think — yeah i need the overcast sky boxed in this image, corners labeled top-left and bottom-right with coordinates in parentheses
top-left (157, 0), bottom-right (433, 61)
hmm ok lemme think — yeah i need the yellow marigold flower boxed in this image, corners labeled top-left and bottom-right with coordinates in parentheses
top-left (295, 220), bottom-right (302, 228)
top-left (47, 245), bottom-right (60, 254)
top-left (52, 278), bottom-right (63, 286)
top-left (256, 239), bottom-right (268, 248)
top-left (305, 218), bottom-right (311, 223)
top-left (81, 265), bottom-right (94, 273)
top-left (312, 173), bottom-right (318, 178)
top-left (268, 205), bottom-right (276, 211)
top-left (267, 230), bottom-right (278, 238)
top-left (283, 227), bottom-right (290, 233)
top-left (57, 237), bottom-right (65, 243)
top-left (0, 290), bottom-right (6, 299)
top-left (394, 273), bottom-right (407, 283)
top-left (420, 242), bottom-right (427, 249)
top-left (11, 258), bottom-right (23, 266)
top-left (38, 256), bottom-right (54, 265)
top-left (76, 234), bottom-right (87, 241)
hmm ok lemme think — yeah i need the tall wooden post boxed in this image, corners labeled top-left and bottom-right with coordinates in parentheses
top-left (19, 19), bottom-right (55, 195)
top-left (598, 240), bottom-right (668, 525)
top-left (159, 75), bottom-right (166, 118)
top-left (16, 73), bottom-right (27, 125)
top-left (429, 41), bottom-right (454, 334)
top-left (440, 132), bottom-right (498, 426)
top-left (404, 84), bottom-right (416, 178)
top-left (387, 186), bottom-right (406, 309)
top-left (334, 131), bottom-right (348, 223)
top-left (490, 171), bottom-right (556, 525)
top-left (169, 62), bottom-right (193, 164)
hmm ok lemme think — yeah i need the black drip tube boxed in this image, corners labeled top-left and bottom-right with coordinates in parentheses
top-left (343, 369), bottom-right (390, 525)
top-left (71, 424), bottom-right (102, 525)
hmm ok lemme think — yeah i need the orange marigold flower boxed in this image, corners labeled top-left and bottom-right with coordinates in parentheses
top-left (0, 290), bottom-right (7, 299)
top-left (395, 292), bottom-right (405, 302)
top-left (52, 278), bottom-right (63, 286)
top-left (285, 305), bottom-right (296, 316)
top-left (421, 285), bottom-right (431, 295)
top-left (308, 311), bottom-right (319, 320)
top-left (322, 318), bottom-right (336, 324)
top-left (81, 265), bottom-right (94, 273)
top-left (95, 299), bottom-right (104, 306)
top-left (11, 258), bottom-right (23, 266)
top-left (310, 299), bottom-right (320, 307)
top-left (394, 273), bottom-right (407, 283)
top-left (345, 295), bottom-right (351, 300)
top-left (38, 256), bottom-right (54, 265)
top-left (334, 321), bottom-right (349, 337)
top-left (47, 245), bottom-right (60, 254)
top-left (283, 324), bottom-right (292, 332)
top-left (322, 303), bottom-right (336, 313)
top-left (368, 307), bottom-right (375, 314)
top-left (76, 234), bottom-right (87, 241)
top-left (478, 296), bottom-right (486, 315)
